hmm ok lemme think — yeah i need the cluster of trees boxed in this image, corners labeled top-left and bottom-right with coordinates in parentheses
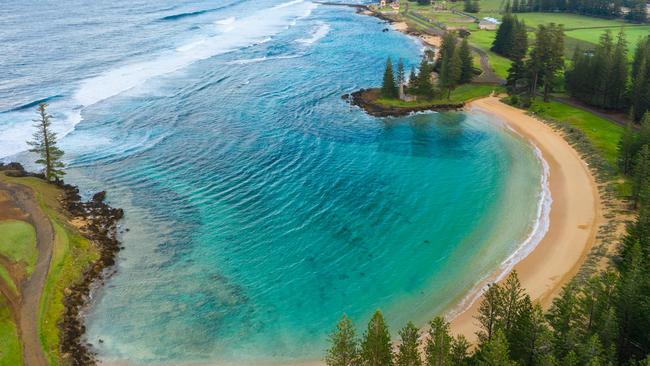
top-left (505, 22), bottom-right (565, 102)
top-left (380, 34), bottom-right (474, 100)
top-left (491, 13), bottom-right (528, 60)
top-left (566, 34), bottom-right (650, 121)
top-left (624, 0), bottom-right (648, 23)
top-left (464, 0), bottom-right (481, 13)
top-left (326, 224), bottom-right (650, 365)
top-left (28, 103), bottom-right (66, 182)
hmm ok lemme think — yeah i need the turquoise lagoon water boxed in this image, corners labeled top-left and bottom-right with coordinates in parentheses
top-left (0, 0), bottom-right (546, 364)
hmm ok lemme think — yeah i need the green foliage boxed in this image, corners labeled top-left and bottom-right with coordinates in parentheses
top-left (476, 282), bottom-right (502, 342)
top-left (361, 310), bottom-right (393, 366)
top-left (438, 32), bottom-right (461, 99)
top-left (396, 322), bottom-right (421, 366)
top-left (425, 317), bottom-right (452, 366)
top-left (527, 23), bottom-right (565, 101)
top-left (449, 335), bottom-right (471, 366)
top-left (27, 103), bottom-right (65, 182)
top-left (326, 314), bottom-right (359, 366)
top-left (492, 13), bottom-right (528, 60)
top-left (458, 38), bottom-right (474, 84)
top-left (631, 36), bottom-right (650, 121)
top-left (475, 329), bottom-right (518, 366)
top-left (382, 58), bottom-right (398, 99)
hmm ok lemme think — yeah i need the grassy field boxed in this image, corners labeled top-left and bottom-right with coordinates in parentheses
top-left (565, 26), bottom-right (650, 53)
top-left (0, 266), bottom-right (18, 296)
top-left (529, 100), bottom-right (625, 164)
top-left (0, 296), bottom-right (22, 366)
top-left (0, 220), bottom-right (38, 275)
top-left (377, 84), bottom-right (503, 107)
top-left (514, 12), bottom-right (627, 29)
top-left (0, 173), bottom-right (99, 366)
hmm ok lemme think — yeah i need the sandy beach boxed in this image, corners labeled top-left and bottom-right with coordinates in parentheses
top-left (450, 96), bottom-right (603, 341)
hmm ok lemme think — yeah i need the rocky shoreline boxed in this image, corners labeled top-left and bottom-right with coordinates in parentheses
top-left (343, 88), bottom-right (464, 117)
top-left (0, 162), bottom-right (123, 366)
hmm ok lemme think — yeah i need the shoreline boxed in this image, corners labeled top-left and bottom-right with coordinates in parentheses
top-left (448, 96), bottom-right (602, 340)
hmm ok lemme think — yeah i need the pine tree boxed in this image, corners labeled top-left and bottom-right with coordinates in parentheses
top-left (500, 271), bottom-right (526, 336)
top-left (449, 335), bottom-right (470, 366)
top-left (396, 322), bottom-right (422, 366)
top-left (606, 30), bottom-right (628, 109)
top-left (630, 37), bottom-right (650, 121)
top-left (326, 314), bottom-right (360, 366)
top-left (27, 103), bottom-right (65, 182)
top-left (511, 18), bottom-right (528, 60)
top-left (476, 283), bottom-right (502, 342)
top-left (476, 329), bottom-right (517, 366)
top-left (408, 66), bottom-right (419, 90)
top-left (617, 123), bottom-right (638, 175)
top-left (458, 38), bottom-right (474, 84)
top-left (506, 58), bottom-right (527, 95)
top-left (361, 310), bottom-right (393, 366)
top-left (382, 57), bottom-right (398, 99)
top-left (416, 58), bottom-right (434, 98)
top-left (492, 13), bottom-right (514, 55)
top-left (527, 23), bottom-right (565, 101)
top-left (632, 145), bottom-right (650, 208)
top-left (397, 58), bottom-right (406, 87)
top-left (438, 33), bottom-right (461, 99)
top-left (509, 298), bottom-right (552, 366)
top-left (546, 284), bottom-right (579, 360)
top-left (425, 317), bottom-right (452, 366)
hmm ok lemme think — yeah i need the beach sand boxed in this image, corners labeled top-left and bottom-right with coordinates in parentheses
top-left (450, 96), bottom-right (603, 341)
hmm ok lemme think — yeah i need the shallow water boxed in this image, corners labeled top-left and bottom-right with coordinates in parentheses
top-left (0, 1), bottom-right (543, 364)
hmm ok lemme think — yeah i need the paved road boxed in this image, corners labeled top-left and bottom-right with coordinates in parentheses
top-left (1, 180), bottom-right (53, 366)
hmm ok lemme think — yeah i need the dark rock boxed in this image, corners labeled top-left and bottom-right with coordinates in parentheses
top-left (92, 191), bottom-right (106, 202)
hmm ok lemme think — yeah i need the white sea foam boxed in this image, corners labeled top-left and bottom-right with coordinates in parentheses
top-left (227, 54), bottom-right (303, 65)
top-left (0, 0), bottom-right (317, 159)
top-left (296, 23), bottom-right (330, 44)
top-left (445, 129), bottom-right (553, 321)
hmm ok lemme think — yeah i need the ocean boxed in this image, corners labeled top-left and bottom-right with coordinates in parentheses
top-left (0, 0), bottom-right (546, 364)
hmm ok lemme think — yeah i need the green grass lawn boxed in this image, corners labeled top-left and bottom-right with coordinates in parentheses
top-left (514, 12), bottom-right (627, 29)
top-left (0, 296), bottom-right (22, 366)
top-left (529, 100), bottom-right (625, 164)
top-left (565, 26), bottom-right (650, 54)
top-left (0, 219), bottom-right (38, 275)
top-left (377, 84), bottom-right (502, 107)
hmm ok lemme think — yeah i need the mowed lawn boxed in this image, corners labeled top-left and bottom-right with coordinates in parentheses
top-left (565, 26), bottom-right (650, 53)
top-left (514, 12), bottom-right (627, 29)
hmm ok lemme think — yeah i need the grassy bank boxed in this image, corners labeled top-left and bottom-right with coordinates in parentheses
top-left (0, 173), bottom-right (99, 366)
top-left (377, 84), bottom-right (503, 108)
top-left (0, 220), bottom-right (37, 275)
top-left (0, 296), bottom-right (22, 366)
top-left (528, 100), bottom-right (624, 165)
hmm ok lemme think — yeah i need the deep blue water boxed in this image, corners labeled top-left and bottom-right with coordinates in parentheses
top-left (0, 1), bottom-right (543, 364)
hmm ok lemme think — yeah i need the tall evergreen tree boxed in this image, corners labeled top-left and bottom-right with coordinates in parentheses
top-left (630, 37), bottom-right (650, 121)
top-left (396, 322), bottom-right (422, 366)
top-left (27, 103), bottom-right (65, 182)
top-left (449, 335), bottom-right (470, 366)
top-left (438, 33), bottom-right (461, 99)
top-left (417, 58), bottom-right (435, 98)
top-left (547, 284), bottom-right (580, 360)
top-left (476, 329), bottom-right (517, 366)
top-left (632, 145), bottom-right (650, 208)
top-left (476, 283), bottom-right (503, 342)
top-left (361, 310), bottom-right (393, 366)
top-left (606, 30), bottom-right (629, 109)
top-left (458, 38), bottom-right (474, 84)
top-left (425, 317), bottom-right (452, 366)
top-left (382, 57), bottom-right (398, 99)
top-left (397, 58), bottom-right (406, 87)
top-left (617, 123), bottom-right (639, 175)
top-left (500, 271), bottom-right (526, 337)
top-left (326, 314), bottom-right (360, 366)
top-left (527, 23), bottom-right (565, 101)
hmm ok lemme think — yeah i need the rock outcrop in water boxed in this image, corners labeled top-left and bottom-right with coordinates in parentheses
top-left (343, 88), bottom-right (464, 117)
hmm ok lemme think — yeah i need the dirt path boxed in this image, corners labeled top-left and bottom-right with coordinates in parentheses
top-left (1, 180), bottom-right (54, 366)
